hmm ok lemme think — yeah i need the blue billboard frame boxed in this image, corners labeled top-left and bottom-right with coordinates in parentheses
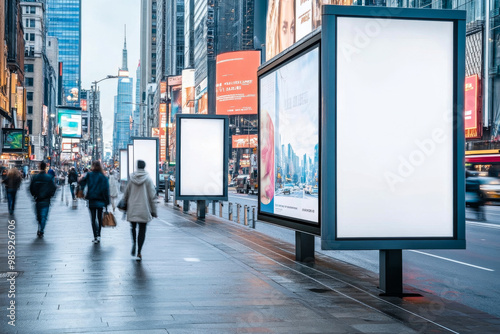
top-left (321, 6), bottom-right (466, 250)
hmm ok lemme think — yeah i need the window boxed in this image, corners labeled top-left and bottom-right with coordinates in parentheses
top-left (27, 92), bottom-right (33, 101)
top-left (25, 64), bottom-right (34, 72)
top-left (27, 106), bottom-right (33, 115)
top-left (27, 120), bottom-right (33, 135)
top-left (30, 6), bottom-right (36, 14)
top-left (29, 19), bottom-right (35, 28)
top-left (30, 33), bottom-right (35, 42)
top-left (26, 78), bottom-right (34, 86)
top-left (25, 33), bottom-right (29, 40)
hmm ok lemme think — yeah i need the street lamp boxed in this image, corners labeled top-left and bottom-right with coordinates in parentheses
top-left (91, 74), bottom-right (126, 161)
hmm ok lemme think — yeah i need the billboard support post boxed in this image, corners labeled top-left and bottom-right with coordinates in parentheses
top-left (197, 200), bottom-right (206, 219)
top-left (295, 232), bottom-right (315, 263)
top-left (379, 250), bottom-right (403, 297)
top-left (183, 200), bottom-right (189, 213)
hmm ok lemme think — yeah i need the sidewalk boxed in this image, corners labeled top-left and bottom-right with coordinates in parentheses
top-left (0, 183), bottom-right (499, 333)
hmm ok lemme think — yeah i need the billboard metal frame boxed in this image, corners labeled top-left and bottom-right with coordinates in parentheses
top-left (127, 144), bottom-right (134, 180)
top-left (175, 114), bottom-right (229, 201)
top-left (257, 32), bottom-right (322, 236)
top-left (119, 149), bottom-right (127, 181)
top-left (321, 6), bottom-right (466, 250)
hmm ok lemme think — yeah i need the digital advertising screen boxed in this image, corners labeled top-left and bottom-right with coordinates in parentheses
top-left (176, 115), bottom-right (228, 200)
top-left (2, 129), bottom-right (24, 152)
top-left (182, 69), bottom-right (195, 114)
top-left (132, 138), bottom-right (159, 188)
top-left (258, 45), bottom-right (320, 232)
top-left (216, 51), bottom-right (260, 115)
top-left (57, 108), bottom-right (82, 138)
top-left (465, 74), bottom-right (481, 139)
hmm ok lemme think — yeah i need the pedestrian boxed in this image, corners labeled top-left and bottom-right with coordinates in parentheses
top-left (29, 162), bottom-right (57, 237)
top-left (123, 160), bottom-right (157, 261)
top-left (79, 161), bottom-right (110, 244)
top-left (108, 170), bottom-right (119, 212)
top-left (68, 167), bottom-right (78, 201)
top-left (47, 165), bottom-right (55, 179)
top-left (5, 168), bottom-right (22, 215)
top-left (1, 166), bottom-right (8, 202)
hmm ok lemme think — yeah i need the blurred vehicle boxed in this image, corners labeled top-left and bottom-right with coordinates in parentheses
top-left (158, 173), bottom-right (165, 191)
top-left (248, 170), bottom-right (258, 195)
top-left (478, 177), bottom-right (500, 202)
top-left (236, 174), bottom-right (249, 193)
top-left (282, 187), bottom-right (292, 195)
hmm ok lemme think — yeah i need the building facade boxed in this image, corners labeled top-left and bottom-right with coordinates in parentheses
top-left (139, 0), bottom-right (157, 136)
top-left (46, 0), bottom-right (81, 107)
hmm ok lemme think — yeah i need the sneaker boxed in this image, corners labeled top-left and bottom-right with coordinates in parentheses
top-left (131, 244), bottom-right (136, 256)
top-left (39, 232), bottom-right (44, 238)
top-left (97, 236), bottom-right (101, 243)
top-left (92, 238), bottom-right (98, 243)
top-left (37, 231), bottom-right (41, 237)
top-left (136, 254), bottom-right (142, 261)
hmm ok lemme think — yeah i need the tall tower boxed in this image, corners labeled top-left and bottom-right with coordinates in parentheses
top-left (113, 28), bottom-right (134, 156)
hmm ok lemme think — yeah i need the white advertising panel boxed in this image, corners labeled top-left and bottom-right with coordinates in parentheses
top-left (119, 149), bottom-right (128, 181)
top-left (132, 139), bottom-right (158, 188)
top-left (57, 108), bottom-right (82, 138)
top-left (179, 118), bottom-right (224, 196)
top-left (259, 46), bottom-right (320, 224)
top-left (296, 0), bottom-right (313, 41)
top-left (335, 17), bottom-right (454, 238)
top-left (128, 144), bottom-right (134, 179)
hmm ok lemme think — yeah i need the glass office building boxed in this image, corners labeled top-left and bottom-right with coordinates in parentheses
top-left (46, 0), bottom-right (81, 107)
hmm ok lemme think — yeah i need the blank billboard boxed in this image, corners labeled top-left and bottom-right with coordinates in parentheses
top-left (128, 144), bottom-right (134, 179)
top-left (176, 115), bottom-right (228, 200)
top-left (119, 149), bottom-right (127, 181)
top-left (132, 138), bottom-right (159, 188)
top-left (335, 17), bottom-right (454, 238)
top-left (57, 108), bottom-right (82, 138)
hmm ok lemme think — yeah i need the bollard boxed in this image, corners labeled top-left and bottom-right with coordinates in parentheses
top-left (219, 202), bottom-right (223, 217)
top-left (212, 201), bottom-right (216, 215)
top-left (252, 207), bottom-right (256, 228)
top-left (228, 202), bottom-right (233, 221)
top-left (244, 205), bottom-right (248, 226)
top-left (236, 203), bottom-right (241, 224)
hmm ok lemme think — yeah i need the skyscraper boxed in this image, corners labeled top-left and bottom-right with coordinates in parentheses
top-left (46, 0), bottom-right (81, 107)
top-left (113, 30), bottom-right (133, 157)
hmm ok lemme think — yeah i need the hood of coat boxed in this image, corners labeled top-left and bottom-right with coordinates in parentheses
top-left (130, 169), bottom-right (149, 185)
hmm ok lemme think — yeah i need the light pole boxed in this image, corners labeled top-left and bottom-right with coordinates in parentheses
top-left (91, 74), bottom-right (124, 161)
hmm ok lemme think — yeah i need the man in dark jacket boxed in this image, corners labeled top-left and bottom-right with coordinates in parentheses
top-left (68, 167), bottom-right (78, 200)
top-left (30, 162), bottom-right (57, 237)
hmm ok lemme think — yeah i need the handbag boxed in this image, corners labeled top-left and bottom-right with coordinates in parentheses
top-left (102, 209), bottom-right (117, 227)
top-left (117, 198), bottom-right (127, 212)
top-left (76, 186), bottom-right (85, 199)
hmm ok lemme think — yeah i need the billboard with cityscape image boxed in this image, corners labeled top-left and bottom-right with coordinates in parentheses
top-left (259, 44), bottom-right (320, 230)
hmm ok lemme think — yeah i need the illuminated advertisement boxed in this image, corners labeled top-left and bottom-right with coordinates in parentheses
top-left (266, 0), bottom-right (352, 60)
top-left (42, 105), bottom-right (48, 136)
top-left (259, 46), bottom-right (320, 225)
top-left (216, 51), bottom-right (260, 115)
top-left (465, 74), bottom-right (481, 139)
top-left (232, 135), bottom-right (258, 148)
top-left (171, 87), bottom-right (182, 120)
top-left (182, 69), bottom-right (195, 114)
top-left (57, 107), bottom-right (82, 138)
top-left (152, 127), bottom-right (167, 162)
top-left (2, 129), bottom-right (24, 152)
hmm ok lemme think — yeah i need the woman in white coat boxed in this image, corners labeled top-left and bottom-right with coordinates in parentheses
top-left (108, 170), bottom-right (119, 211)
top-left (123, 160), bottom-right (157, 260)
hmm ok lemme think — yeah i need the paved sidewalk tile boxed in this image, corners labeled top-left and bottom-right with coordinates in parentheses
top-left (0, 183), bottom-right (498, 333)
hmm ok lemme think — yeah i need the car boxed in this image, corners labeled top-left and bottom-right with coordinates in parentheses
top-left (466, 176), bottom-right (500, 204)
top-left (282, 187), bottom-right (292, 195)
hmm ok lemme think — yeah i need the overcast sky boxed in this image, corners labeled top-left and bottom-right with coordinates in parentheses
top-left (81, 0), bottom-right (140, 146)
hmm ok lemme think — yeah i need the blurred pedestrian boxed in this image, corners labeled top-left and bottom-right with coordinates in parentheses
top-left (466, 175), bottom-right (485, 221)
top-left (1, 166), bottom-right (8, 202)
top-left (5, 168), bottom-right (22, 215)
top-left (30, 162), bottom-right (57, 237)
top-left (47, 165), bottom-right (55, 179)
top-left (123, 160), bottom-right (157, 260)
top-left (68, 167), bottom-right (78, 201)
top-left (108, 170), bottom-right (119, 212)
top-left (79, 161), bottom-right (110, 244)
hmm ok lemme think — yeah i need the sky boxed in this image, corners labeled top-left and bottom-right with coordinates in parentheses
top-left (81, 0), bottom-right (140, 146)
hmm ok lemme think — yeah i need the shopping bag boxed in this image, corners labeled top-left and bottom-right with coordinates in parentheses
top-left (117, 198), bottom-right (127, 212)
top-left (102, 211), bottom-right (117, 227)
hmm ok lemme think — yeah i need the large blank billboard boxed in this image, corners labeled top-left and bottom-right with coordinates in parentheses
top-left (128, 144), bottom-right (134, 179)
top-left (57, 107), bottom-right (82, 138)
top-left (132, 138), bottom-right (159, 188)
top-left (321, 6), bottom-right (465, 249)
top-left (176, 115), bottom-right (228, 200)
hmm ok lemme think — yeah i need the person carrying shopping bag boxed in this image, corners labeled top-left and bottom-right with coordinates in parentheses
top-left (79, 161), bottom-right (110, 243)
top-left (123, 160), bottom-right (157, 261)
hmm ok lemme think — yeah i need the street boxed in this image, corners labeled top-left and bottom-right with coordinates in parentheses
top-left (200, 191), bottom-right (500, 318)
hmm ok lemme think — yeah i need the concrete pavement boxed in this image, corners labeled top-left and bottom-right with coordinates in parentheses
top-left (0, 183), bottom-right (499, 333)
